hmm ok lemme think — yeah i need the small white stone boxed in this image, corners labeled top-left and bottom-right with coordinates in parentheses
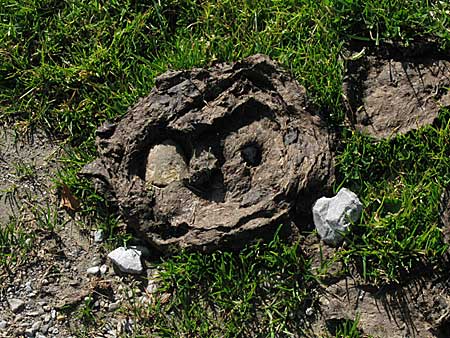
top-left (305, 307), bottom-right (314, 316)
top-left (0, 320), bottom-right (7, 329)
top-left (40, 323), bottom-right (50, 334)
top-left (86, 266), bottom-right (100, 275)
top-left (99, 264), bottom-right (108, 275)
top-left (107, 247), bottom-right (143, 274)
top-left (8, 298), bottom-right (25, 313)
top-left (108, 301), bottom-right (121, 311)
top-left (50, 309), bottom-right (56, 320)
top-left (146, 282), bottom-right (158, 294)
top-left (93, 229), bottom-right (105, 243)
top-left (25, 238), bottom-right (32, 246)
top-left (313, 188), bottom-right (362, 246)
top-left (42, 314), bottom-right (51, 323)
top-left (25, 281), bottom-right (33, 292)
top-left (35, 333), bottom-right (46, 338)
top-left (31, 320), bottom-right (42, 332)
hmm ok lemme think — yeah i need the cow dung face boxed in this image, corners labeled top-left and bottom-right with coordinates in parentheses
top-left (82, 55), bottom-right (334, 253)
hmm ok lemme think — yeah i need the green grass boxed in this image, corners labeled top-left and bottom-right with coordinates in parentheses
top-left (336, 109), bottom-right (450, 282)
top-left (128, 230), bottom-right (318, 337)
top-left (2, 0), bottom-right (450, 336)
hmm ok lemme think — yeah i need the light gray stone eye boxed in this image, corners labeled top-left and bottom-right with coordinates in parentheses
top-left (145, 139), bottom-right (188, 188)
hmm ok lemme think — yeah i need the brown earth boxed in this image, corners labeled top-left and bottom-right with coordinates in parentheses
top-left (2, 51), bottom-right (450, 337)
top-left (343, 47), bottom-right (450, 139)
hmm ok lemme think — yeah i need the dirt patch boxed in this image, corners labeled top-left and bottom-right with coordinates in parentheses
top-left (343, 47), bottom-right (450, 139)
top-left (304, 231), bottom-right (450, 338)
top-left (0, 127), bottom-right (152, 337)
top-left (311, 273), bottom-right (450, 338)
top-left (82, 54), bottom-right (335, 254)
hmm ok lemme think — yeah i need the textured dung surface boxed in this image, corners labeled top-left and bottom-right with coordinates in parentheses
top-left (81, 54), bottom-right (335, 253)
top-left (344, 54), bottom-right (450, 139)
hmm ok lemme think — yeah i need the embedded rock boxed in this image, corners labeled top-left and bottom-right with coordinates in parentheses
top-left (313, 188), bottom-right (362, 246)
top-left (81, 54), bottom-right (335, 253)
top-left (344, 50), bottom-right (450, 139)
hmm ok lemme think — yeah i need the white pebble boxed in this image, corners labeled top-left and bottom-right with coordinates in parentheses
top-left (94, 229), bottom-right (105, 243)
top-left (86, 266), bottom-right (100, 275)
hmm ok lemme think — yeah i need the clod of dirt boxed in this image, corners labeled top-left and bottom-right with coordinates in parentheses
top-left (344, 51), bottom-right (450, 139)
top-left (81, 54), bottom-right (335, 253)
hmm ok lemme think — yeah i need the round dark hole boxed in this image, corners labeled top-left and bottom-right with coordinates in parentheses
top-left (241, 143), bottom-right (262, 166)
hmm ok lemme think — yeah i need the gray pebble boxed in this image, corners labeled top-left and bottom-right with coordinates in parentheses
top-left (94, 229), bottom-right (105, 243)
top-left (8, 298), bottom-right (25, 313)
top-left (31, 321), bottom-right (41, 332)
top-left (108, 301), bottom-right (121, 311)
top-left (40, 323), bottom-right (50, 334)
top-left (0, 320), bottom-right (7, 329)
top-left (86, 266), bottom-right (100, 275)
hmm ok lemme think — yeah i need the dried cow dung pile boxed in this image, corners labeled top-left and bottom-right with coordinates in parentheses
top-left (344, 50), bottom-right (450, 139)
top-left (81, 54), bottom-right (334, 253)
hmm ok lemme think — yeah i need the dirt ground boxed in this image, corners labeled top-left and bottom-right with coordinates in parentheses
top-left (1, 47), bottom-right (450, 337)
top-left (0, 127), bottom-right (153, 338)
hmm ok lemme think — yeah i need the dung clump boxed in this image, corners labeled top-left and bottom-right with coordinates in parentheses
top-left (81, 54), bottom-right (335, 253)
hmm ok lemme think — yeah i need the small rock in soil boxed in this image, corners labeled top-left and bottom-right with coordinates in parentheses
top-left (93, 229), bottom-right (105, 243)
top-left (86, 266), bottom-right (100, 275)
top-left (31, 320), bottom-right (41, 332)
top-left (99, 264), bottom-right (108, 275)
top-left (8, 298), bottom-right (25, 313)
top-left (108, 301), bottom-right (121, 311)
top-left (313, 188), bottom-right (362, 246)
top-left (0, 320), bottom-right (7, 329)
top-left (108, 247), bottom-right (143, 274)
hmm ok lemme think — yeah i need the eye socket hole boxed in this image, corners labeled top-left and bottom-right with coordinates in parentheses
top-left (241, 143), bottom-right (262, 166)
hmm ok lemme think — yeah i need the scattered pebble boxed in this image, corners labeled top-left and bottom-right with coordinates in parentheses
top-left (108, 247), bottom-right (143, 274)
top-left (108, 301), bottom-right (121, 311)
top-left (8, 298), bottom-right (25, 313)
top-left (94, 229), bottom-right (105, 243)
top-left (305, 307), bottom-right (314, 316)
top-left (86, 266), bottom-right (100, 276)
top-left (25, 281), bottom-right (33, 293)
top-left (31, 320), bottom-right (42, 332)
top-left (146, 281), bottom-right (158, 294)
top-left (100, 264), bottom-right (108, 275)
top-left (0, 320), bottom-right (7, 329)
top-left (41, 323), bottom-right (50, 334)
top-left (43, 314), bottom-right (51, 323)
